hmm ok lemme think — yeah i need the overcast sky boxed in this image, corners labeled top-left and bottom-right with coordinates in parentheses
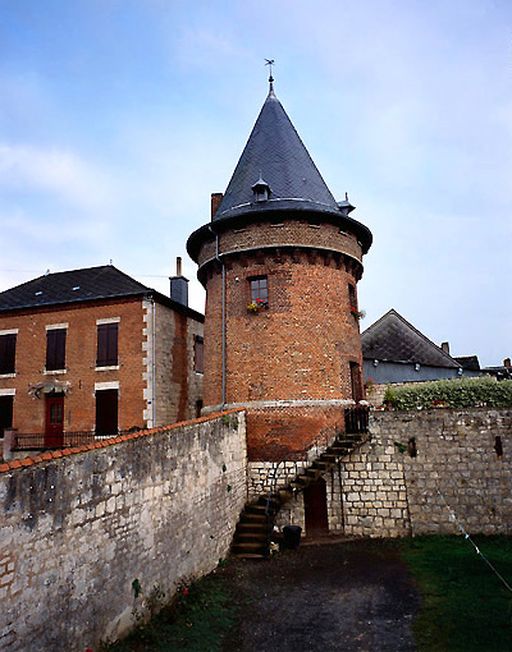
top-left (0, 1), bottom-right (510, 366)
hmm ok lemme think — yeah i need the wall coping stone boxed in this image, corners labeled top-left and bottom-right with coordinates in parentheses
top-left (0, 408), bottom-right (245, 474)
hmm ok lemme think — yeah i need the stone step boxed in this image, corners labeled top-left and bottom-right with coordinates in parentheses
top-left (239, 513), bottom-right (268, 523)
top-left (236, 522), bottom-right (271, 532)
top-left (235, 531), bottom-right (269, 542)
top-left (232, 542), bottom-right (269, 555)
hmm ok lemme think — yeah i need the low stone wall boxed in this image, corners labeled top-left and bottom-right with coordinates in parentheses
top-left (268, 408), bottom-right (511, 538)
top-left (0, 410), bottom-right (247, 651)
top-left (380, 408), bottom-right (511, 535)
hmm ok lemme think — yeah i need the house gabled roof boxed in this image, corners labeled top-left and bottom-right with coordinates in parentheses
top-left (0, 265), bottom-right (149, 312)
top-left (0, 265), bottom-right (204, 322)
top-left (361, 309), bottom-right (460, 369)
top-left (454, 355), bottom-right (481, 371)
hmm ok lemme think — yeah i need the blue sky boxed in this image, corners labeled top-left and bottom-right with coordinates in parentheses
top-left (0, 0), bottom-right (510, 366)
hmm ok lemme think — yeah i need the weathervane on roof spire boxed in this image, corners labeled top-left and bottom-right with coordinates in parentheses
top-left (265, 58), bottom-right (275, 93)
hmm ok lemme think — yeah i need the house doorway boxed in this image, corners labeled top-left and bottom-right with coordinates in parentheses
top-left (95, 389), bottom-right (118, 436)
top-left (45, 394), bottom-right (64, 448)
top-left (304, 477), bottom-right (329, 535)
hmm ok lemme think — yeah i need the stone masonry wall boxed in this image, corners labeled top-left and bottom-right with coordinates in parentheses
top-left (379, 408), bottom-right (512, 535)
top-left (249, 408), bottom-right (511, 539)
top-left (0, 410), bottom-right (247, 651)
top-left (149, 301), bottom-right (203, 426)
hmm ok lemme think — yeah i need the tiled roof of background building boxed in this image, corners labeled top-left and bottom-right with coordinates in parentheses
top-left (361, 309), bottom-right (460, 369)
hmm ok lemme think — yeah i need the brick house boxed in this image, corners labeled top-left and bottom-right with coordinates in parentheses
top-left (0, 264), bottom-right (204, 447)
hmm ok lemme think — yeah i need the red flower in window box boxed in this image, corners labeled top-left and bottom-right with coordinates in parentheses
top-left (247, 298), bottom-right (268, 313)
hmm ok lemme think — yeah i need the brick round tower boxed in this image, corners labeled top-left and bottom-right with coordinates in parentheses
top-left (187, 80), bottom-right (372, 463)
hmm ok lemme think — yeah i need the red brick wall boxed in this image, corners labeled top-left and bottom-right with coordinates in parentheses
top-left (204, 253), bottom-right (362, 404)
top-left (246, 405), bottom-right (344, 461)
top-left (201, 241), bottom-right (365, 460)
top-left (0, 298), bottom-right (147, 433)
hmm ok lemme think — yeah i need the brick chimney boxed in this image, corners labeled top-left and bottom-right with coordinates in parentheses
top-left (170, 256), bottom-right (189, 306)
top-left (211, 193), bottom-right (223, 219)
top-left (441, 341), bottom-right (450, 354)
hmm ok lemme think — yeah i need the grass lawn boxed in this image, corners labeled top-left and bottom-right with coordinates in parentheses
top-left (400, 535), bottom-right (512, 651)
top-left (101, 571), bottom-right (238, 652)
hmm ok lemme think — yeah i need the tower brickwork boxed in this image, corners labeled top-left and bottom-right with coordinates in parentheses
top-left (188, 81), bottom-right (372, 463)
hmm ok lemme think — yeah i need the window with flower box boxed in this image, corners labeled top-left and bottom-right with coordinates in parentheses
top-left (248, 276), bottom-right (269, 311)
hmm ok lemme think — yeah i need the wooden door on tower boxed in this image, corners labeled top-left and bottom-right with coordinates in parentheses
top-left (45, 394), bottom-right (64, 448)
top-left (304, 477), bottom-right (329, 534)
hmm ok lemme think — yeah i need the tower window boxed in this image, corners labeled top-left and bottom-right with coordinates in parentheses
top-left (349, 361), bottom-right (363, 402)
top-left (348, 284), bottom-right (357, 310)
top-left (249, 276), bottom-right (269, 307)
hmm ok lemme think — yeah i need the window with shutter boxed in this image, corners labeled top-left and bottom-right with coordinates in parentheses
top-left (0, 334), bottom-right (16, 374)
top-left (96, 323), bottom-right (118, 367)
top-left (46, 329), bottom-right (66, 371)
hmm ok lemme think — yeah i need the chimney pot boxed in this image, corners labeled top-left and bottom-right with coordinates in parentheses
top-left (176, 256), bottom-right (182, 277)
top-left (211, 193), bottom-right (223, 219)
top-left (441, 341), bottom-right (450, 354)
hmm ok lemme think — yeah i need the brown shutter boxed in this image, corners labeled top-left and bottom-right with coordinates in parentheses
top-left (46, 329), bottom-right (66, 370)
top-left (97, 323), bottom-right (118, 366)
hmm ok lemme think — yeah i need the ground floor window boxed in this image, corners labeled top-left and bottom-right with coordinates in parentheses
top-left (95, 389), bottom-right (118, 436)
top-left (0, 395), bottom-right (13, 437)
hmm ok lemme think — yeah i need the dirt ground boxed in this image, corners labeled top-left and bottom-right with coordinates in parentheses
top-left (222, 537), bottom-right (419, 652)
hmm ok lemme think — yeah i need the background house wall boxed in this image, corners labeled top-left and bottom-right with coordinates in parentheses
top-left (0, 298), bottom-right (146, 434)
top-left (0, 411), bottom-right (247, 651)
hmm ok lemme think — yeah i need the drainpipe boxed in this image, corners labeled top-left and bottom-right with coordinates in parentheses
top-left (208, 225), bottom-right (227, 407)
top-left (151, 297), bottom-right (157, 426)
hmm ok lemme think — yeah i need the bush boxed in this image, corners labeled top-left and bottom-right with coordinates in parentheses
top-left (383, 377), bottom-right (512, 410)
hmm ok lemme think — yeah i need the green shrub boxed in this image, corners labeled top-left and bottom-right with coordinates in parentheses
top-left (384, 377), bottom-right (512, 410)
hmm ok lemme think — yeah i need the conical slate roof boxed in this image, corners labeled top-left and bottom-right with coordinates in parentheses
top-left (214, 87), bottom-right (340, 220)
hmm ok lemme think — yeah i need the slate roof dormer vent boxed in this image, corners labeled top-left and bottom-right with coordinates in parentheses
top-left (337, 192), bottom-right (356, 216)
top-left (251, 175), bottom-right (271, 203)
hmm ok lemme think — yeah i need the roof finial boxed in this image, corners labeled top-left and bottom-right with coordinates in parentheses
top-left (265, 58), bottom-right (275, 93)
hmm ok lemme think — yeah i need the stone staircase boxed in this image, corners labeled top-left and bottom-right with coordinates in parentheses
top-left (231, 421), bottom-right (369, 559)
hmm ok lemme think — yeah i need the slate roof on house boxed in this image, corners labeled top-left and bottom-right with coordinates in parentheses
top-left (0, 265), bottom-right (204, 322)
top-left (454, 355), bottom-right (481, 371)
top-left (361, 309), bottom-right (460, 369)
top-left (0, 266), bottom-right (150, 312)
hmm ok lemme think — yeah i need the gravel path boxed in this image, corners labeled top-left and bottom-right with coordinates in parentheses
top-left (222, 538), bottom-right (419, 652)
